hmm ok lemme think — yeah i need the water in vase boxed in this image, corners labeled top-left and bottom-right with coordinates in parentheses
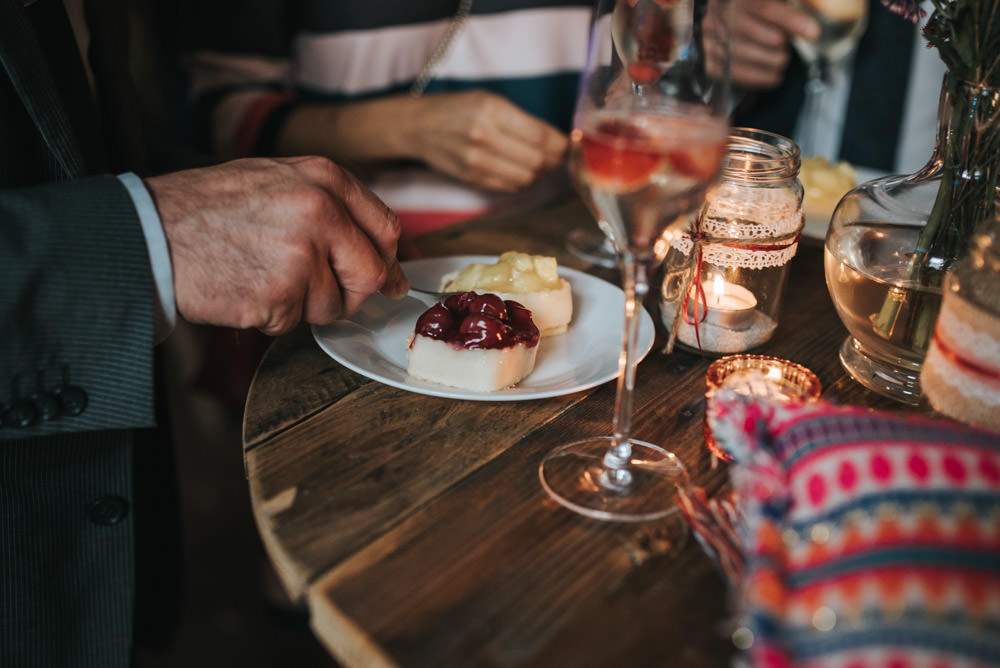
top-left (825, 223), bottom-right (944, 366)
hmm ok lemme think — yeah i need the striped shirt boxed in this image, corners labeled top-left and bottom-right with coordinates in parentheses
top-left (188, 1), bottom-right (592, 235)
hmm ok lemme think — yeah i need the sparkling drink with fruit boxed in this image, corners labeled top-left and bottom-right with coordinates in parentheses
top-left (564, 0), bottom-right (700, 266)
top-left (610, 0), bottom-right (692, 86)
top-left (571, 107), bottom-right (728, 254)
top-left (539, 0), bottom-right (732, 523)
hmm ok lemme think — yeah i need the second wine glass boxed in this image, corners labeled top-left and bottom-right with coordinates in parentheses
top-left (790, 0), bottom-right (868, 159)
top-left (539, 0), bottom-right (732, 521)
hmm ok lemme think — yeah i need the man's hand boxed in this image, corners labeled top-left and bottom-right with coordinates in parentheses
top-left (146, 156), bottom-right (408, 336)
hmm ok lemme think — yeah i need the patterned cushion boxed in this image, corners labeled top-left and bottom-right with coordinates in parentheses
top-left (706, 394), bottom-right (1000, 668)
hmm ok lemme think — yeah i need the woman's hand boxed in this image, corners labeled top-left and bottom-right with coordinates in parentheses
top-left (405, 91), bottom-right (570, 192)
top-left (279, 91), bottom-right (569, 193)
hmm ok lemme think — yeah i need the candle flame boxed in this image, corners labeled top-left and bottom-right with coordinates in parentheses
top-left (713, 274), bottom-right (724, 305)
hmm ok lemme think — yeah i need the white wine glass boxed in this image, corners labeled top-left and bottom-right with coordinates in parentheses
top-left (790, 0), bottom-right (868, 159)
top-left (539, 0), bottom-right (732, 521)
top-left (566, 226), bottom-right (619, 268)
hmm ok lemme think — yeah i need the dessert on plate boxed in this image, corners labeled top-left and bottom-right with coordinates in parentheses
top-left (440, 251), bottom-right (573, 336)
top-left (799, 156), bottom-right (857, 223)
top-left (406, 291), bottom-right (540, 391)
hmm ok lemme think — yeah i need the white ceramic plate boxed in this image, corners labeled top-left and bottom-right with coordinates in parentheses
top-left (312, 255), bottom-right (655, 401)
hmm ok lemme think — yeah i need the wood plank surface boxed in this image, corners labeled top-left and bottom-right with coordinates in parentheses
top-left (243, 195), bottom-right (919, 668)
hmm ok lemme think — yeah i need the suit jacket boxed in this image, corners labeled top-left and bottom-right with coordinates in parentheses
top-left (0, 1), bottom-right (171, 665)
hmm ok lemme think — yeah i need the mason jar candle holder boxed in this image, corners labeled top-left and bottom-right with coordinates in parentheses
top-left (660, 128), bottom-right (804, 355)
top-left (703, 354), bottom-right (821, 462)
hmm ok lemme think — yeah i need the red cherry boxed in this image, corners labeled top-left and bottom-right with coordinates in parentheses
top-left (582, 120), bottom-right (664, 192)
top-left (467, 293), bottom-right (508, 321)
top-left (414, 304), bottom-right (455, 340)
top-left (505, 302), bottom-right (540, 345)
top-left (444, 291), bottom-right (477, 313)
top-left (459, 315), bottom-right (508, 349)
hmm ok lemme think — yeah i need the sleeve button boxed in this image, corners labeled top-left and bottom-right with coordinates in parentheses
top-left (89, 496), bottom-right (130, 526)
top-left (3, 399), bottom-right (37, 428)
top-left (33, 392), bottom-right (61, 421)
top-left (57, 385), bottom-right (88, 416)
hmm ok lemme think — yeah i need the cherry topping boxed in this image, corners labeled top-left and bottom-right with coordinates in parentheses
top-left (414, 303), bottom-right (456, 340)
top-left (459, 315), bottom-right (510, 349)
top-left (412, 291), bottom-right (538, 350)
top-left (467, 293), bottom-right (508, 321)
top-left (505, 301), bottom-right (540, 345)
top-left (444, 292), bottom-right (476, 312)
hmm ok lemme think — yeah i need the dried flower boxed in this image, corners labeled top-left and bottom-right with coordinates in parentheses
top-left (922, 0), bottom-right (1000, 86)
top-left (880, 0), bottom-right (925, 24)
top-left (871, 0), bottom-right (1000, 350)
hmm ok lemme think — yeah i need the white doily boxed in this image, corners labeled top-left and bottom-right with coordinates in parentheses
top-left (672, 184), bottom-right (803, 269)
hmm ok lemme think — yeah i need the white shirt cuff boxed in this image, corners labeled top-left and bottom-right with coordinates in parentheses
top-left (117, 172), bottom-right (177, 343)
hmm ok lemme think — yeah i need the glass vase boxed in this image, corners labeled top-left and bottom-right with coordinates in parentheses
top-left (824, 73), bottom-right (1000, 405)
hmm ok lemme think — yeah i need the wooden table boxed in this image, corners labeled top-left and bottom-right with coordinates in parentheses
top-left (242, 196), bottom-right (909, 668)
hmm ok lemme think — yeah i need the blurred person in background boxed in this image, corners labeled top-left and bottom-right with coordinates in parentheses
top-left (727, 0), bottom-right (943, 174)
top-left (180, 0), bottom-right (593, 240)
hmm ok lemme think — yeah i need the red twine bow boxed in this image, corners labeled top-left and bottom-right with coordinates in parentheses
top-left (667, 225), bottom-right (802, 355)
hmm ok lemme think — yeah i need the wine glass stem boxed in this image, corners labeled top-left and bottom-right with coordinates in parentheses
top-left (798, 60), bottom-right (828, 159)
top-left (601, 253), bottom-right (647, 488)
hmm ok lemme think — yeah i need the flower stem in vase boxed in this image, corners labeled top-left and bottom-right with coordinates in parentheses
top-left (870, 75), bottom-right (1000, 353)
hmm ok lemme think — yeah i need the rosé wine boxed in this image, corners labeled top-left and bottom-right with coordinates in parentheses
top-left (570, 106), bottom-right (727, 257)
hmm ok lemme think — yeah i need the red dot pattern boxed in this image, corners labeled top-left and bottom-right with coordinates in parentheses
top-left (838, 460), bottom-right (858, 492)
top-left (808, 474), bottom-right (826, 506)
top-left (979, 455), bottom-right (1000, 483)
top-left (942, 455), bottom-right (966, 483)
top-left (870, 454), bottom-right (892, 483)
top-left (907, 453), bottom-right (929, 482)
top-left (798, 449), bottom-right (1000, 510)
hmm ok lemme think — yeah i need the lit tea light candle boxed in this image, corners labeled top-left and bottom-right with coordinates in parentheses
top-left (720, 368), bottom-right (789, 402)
top-left (687, 274), bottom-right (758, 331)
top-left (703, 355), bottom-right (822, 462)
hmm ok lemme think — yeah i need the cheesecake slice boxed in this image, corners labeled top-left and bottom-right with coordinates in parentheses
top-left (406, 291), bottom-right (540, 391)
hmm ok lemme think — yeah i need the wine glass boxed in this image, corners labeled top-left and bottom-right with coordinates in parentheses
top-left (789, 0), bottom-right (868, 159)
top-left (539, 0), bottom-right (732, 521)
top-left (566, 226), bottom-right (619, 268)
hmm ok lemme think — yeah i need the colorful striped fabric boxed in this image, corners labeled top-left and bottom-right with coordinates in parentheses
top-left (186, 1), bottom-right (592, 236)
top-left (705, 394), bottom-right (1000, 668)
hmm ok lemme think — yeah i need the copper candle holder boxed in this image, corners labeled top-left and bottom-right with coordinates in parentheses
top-left (703, 354), bottom-right (822, 462)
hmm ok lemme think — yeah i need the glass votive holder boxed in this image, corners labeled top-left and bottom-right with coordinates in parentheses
top-left (660, 128), bottom-right (804, 355)
top-left (703, 354), bottom-right (822, 462)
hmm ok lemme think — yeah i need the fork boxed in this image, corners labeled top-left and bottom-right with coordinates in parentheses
top-left (406, 286), bottom-right (455, 306)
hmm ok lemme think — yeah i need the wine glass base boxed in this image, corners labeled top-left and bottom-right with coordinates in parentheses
top-left (565, 227), bottom-right (618, 269)
top-left (539, 437), bottom-right (690, 522)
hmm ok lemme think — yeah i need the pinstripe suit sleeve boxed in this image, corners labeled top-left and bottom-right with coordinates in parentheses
top-left (0, 174), bottom-right (156, 439)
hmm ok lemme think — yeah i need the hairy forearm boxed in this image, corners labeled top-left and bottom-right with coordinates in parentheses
top-left (275, 96), bottom-right (423, 164)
